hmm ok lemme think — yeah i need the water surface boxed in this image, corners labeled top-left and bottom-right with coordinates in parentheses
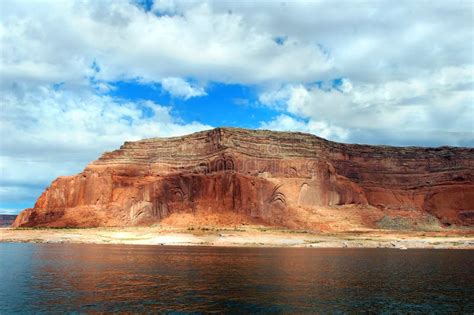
top-left (0, 243), bottom-right (473, 313)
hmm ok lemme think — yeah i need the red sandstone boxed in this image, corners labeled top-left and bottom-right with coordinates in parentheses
top-left (13, 128), bottom-right (474, 230)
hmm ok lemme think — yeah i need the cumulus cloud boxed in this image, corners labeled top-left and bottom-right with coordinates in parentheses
top-left (212, 1), bottom-right (473, 83)
top-left (259, 65), bottom-right (474, 146)
top-left (1, 0), bottom-right (471, 87)
top-left (259, 114), bottom-right (349, 141)
top-left (0, 0), bottom-right (332, 87)
top-left (161, 77), bottom-right (206, 99)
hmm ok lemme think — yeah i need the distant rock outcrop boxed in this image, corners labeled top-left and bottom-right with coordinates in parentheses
top-left (13, 128), bottom-right (474, 230)
top-left (0, 215), bottom-right (17, 227)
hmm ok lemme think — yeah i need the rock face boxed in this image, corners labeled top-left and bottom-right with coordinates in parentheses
top-left (0, 215), bottom-right (17, 227)
top-left (13, 128), bottom-right (474, 229)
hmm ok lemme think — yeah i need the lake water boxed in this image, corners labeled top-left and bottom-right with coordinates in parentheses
top-left (0, 243), bottom-right (473, 313)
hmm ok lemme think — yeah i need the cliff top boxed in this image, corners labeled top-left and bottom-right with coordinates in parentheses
top-left (89, 127), bottom-right (473, 167)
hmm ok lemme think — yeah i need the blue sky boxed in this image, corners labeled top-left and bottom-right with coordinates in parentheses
top-left (0, 0), bottom-right (473, 214)
top-left (108, 80), bottom-right (278, 128)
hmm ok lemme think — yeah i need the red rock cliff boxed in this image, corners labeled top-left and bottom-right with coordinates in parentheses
top-left (13, 128), bottom-right (474, 229)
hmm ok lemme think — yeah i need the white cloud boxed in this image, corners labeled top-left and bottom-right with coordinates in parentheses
top-left (259, 114), bottom-right (349, 141)
top-left (0, 0), bottom-right (332, 88)
top-left (1, 0), bottom-right (471, 87)
top-left (259, 65), bottom-right (474, 146)
top-left (161, 77), bottom-right (206, 99)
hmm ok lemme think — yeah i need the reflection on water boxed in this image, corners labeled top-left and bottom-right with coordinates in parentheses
top-left (1, 243), bottom-right (473, 313)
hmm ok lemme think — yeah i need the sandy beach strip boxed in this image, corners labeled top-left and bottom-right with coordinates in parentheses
top-left (1, 226), bottom-right (473, 249)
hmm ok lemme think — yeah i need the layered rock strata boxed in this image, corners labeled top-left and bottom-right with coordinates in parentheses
top-left (13, 128), bottom-right (474, 229)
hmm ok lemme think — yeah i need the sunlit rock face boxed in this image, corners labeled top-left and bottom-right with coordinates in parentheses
top-left (13, 128), bottom-right (474, 229)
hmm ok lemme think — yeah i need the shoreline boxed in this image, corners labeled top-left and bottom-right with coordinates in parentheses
top-left (1, 226), bottom-right (473, 249)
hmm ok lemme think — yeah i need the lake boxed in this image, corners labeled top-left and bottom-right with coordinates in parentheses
top-left (0, 243), bottom-right (473, 313)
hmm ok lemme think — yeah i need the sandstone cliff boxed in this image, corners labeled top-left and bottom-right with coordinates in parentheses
top-left (13, 128), bottom-right (474, 230)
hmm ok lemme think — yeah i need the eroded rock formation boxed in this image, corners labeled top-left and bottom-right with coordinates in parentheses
top-left (13, 128), bottom-right (474, 230)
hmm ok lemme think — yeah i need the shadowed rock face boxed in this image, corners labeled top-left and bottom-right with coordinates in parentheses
top-left (0, 215), bottom-right (17, 227)
top-left (13, 128), bottom-right (474, 229)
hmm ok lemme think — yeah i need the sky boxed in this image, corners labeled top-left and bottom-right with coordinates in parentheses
top-left (0, 0), bottom-right (473, 214)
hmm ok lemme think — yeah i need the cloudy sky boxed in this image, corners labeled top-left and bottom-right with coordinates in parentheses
top-left (0, 0), bottom-right (473, 214)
